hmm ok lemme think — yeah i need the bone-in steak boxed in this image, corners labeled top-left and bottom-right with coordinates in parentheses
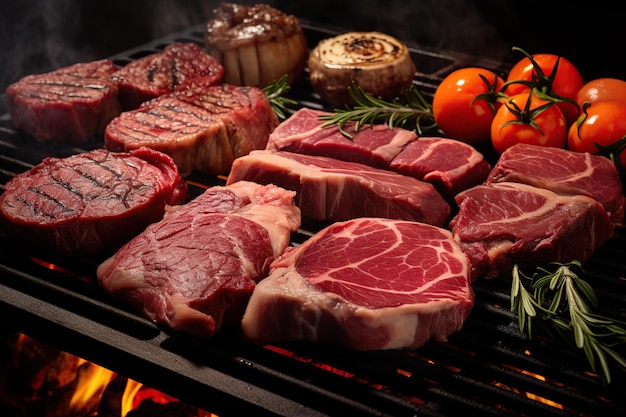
top-left (449, 182), bottom-right (615, 280)
top-left (112, 42), bottom-right (224, 110)
top-left (488, 143), bottom-right (625, 227)
top-left (5, 59), bottom-right (121, 143)
top-left (226, 150), bottom-right (451, 226)
top-left (96, 181), bottom-right (301, 338)
top-left (0, 147), bottom-right (188, 257)
top-left (105, 84), bottom-right (279, 176)
top-left (241, 217), bottom-right (473, 350)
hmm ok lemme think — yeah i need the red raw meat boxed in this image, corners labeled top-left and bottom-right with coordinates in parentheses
top-left (266, 108), bottom-right (490, 198)
top-left (96, 181), bottom-right (301, 338)
top-left (105, 84), bottom-right (279, 176)
top-left (226, 150), bottom-right (451, 226)
top-left (241, 217), bottom-right (473, 350)
top-left (488, 143), bottom-right (625, 227)
top-left (5, 59), bottom-right (121, 143)
top-left (0, 147), bottom-right (188, 257)
top-left (449, 182), bottom-right (615, 280)
top-left (266, 107), bottom-right (417, 168)
top-left (390, 137), bottom-right (492, 200)
top-left (113, 42), bottom-right (224, 110)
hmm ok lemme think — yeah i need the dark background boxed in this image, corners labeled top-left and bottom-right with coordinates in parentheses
top-left (1, 0), bottom-right (624, 92)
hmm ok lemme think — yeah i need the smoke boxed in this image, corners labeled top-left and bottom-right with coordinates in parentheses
top-left (0, 0), bottom-right (520, 92)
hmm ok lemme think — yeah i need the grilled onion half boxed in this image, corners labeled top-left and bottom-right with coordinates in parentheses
top-left (308, 32), bottom-right (416, 106)
top-left (204, 2), bottom-right (308, 88)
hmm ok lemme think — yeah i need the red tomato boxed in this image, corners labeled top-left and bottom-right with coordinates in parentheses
top-left (576, 78), bottom-right (626, 108)
top-left (432, 67), bottom-right (504, 144)
top-left (568, 101), bottom-right (626, 169)
top-left (491, 92), bottom-right (567, 154)
top-left (505, 53), bottom-right (584, 126)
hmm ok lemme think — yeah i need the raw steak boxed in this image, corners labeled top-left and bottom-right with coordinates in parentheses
top-left (266, 107), bottom-right (417, 168)
top-left (449, 182), bottom-right (615, 280)
top-left (96, 181), bottom-right (301, 338)
top-left (390, 137), bottom-right (492, 200)
top-left (226, 150), bottom-right (451, 226)
top-left (5, 59), bottom-right (121, 143)
top-left (241, 217), bottom-right (474, 350)
top-left (266, 108), bottom-right (490, 198)
top-left (113, 42), bottom-right (224, 110)
top-left (0, 147), bottom-right (188, 257)
top-left (105, 84), bottom-right (279, 176)
top-left (488, 143), bottom-right (625, 227)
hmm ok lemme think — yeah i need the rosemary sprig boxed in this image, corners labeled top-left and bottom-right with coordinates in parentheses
top-left (262, 75), bottom-right (298, 121)
top-left (511, 261), bottom-right (626, 385)
top-left (318, 82), bottom-right (437, 138)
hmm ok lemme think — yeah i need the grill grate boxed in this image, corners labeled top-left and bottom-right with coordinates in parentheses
top-left (1, 21), bottom-right (625, 417)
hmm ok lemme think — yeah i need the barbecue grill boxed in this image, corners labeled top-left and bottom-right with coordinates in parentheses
top-left (1, 20), bottom-right (625, 417)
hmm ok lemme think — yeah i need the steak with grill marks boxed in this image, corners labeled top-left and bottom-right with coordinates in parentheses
top-left (96, 181), bottom-right (301, 338)
top-left (0, 147), bottom-right (188, 257)
top-left (449, 182), bottom-right (615, 280)
top-left (5, 59), bottom-right (121, 143)
top-left (488, 143), bottom-right (625, 227)
top-left (105, 84), bottom-right (279, 176)
top-left (112, 42), bottom-right (224, 110)
top-left (226, 150), bottom-right (451, 225)
top-left (241, 217), bottom-right (473, 350)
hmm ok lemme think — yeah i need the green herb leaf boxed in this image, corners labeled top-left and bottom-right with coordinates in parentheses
top-left (262, 75), bottom-right (298, 121)
top-left (510, 261), bottom-right (626, 385)
top-left (318, 82), bottom-right (437, 138)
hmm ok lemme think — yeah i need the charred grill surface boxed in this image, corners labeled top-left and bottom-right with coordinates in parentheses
top-left (1, 21), bottom-right (625, 417)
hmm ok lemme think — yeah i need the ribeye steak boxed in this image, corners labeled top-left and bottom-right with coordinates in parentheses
top-left (105, 84), bottom-right (279, 176)
top-left (488, 143), bottom-right (625, 227)
top-left (0, 147), bottom-right (188, 257)
top-left (266, 107), bottom-right (417, 168)
top-left (5, 59), bottom-right (121, 143)
top-left (266, 108), bottom-right (490, 199)
top-left (241, 217), bottom-right (474, 350)
top-left (96, 181), bottom-right (301, 338)
top-left (113, 42), bottom-right (224, 110)
top-left (449, 182), bottom-right (615, 280)
top-left (226, 150), bottom-right (451, 225)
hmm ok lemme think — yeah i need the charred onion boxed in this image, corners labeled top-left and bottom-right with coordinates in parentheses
top-left (308, 31), bottom-right (416, 106)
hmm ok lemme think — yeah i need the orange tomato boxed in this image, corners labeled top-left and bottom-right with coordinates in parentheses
top-left (567, 101), bottom-right (626, 169)
top-left (576, 78), bottom-right (626, 108)
top-left (505, 53), bottom-right (584, 126)
top-left (491, 92), bottom-right (567, 154)
top-left (432, 67), bottom-right (504, 144)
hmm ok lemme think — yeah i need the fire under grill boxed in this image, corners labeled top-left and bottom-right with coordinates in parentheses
top-left (1, 21), bottom-right (625, 417)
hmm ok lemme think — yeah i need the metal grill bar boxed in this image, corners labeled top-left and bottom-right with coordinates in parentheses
top-left (0, 21), bottom-right (625, 417)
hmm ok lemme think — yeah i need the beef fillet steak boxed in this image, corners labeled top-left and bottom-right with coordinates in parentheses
top-left (0, 147), bottom-right (188, 257)
top-left (241, 217), bottom-right (474, 350)
top-left (112, 42), bottom-right (224, 110)
top-left (449, 182), bottom-right (615, 280)
top-left (226, 150), bottom-right (451, 226)
top-left (96, 181), bottom-right (301, 338)
top-left (488, 143), bottom-right (625, 227)
top-left (105, 84), bottom-right (279, 176)
top-left (5, 59), bottom-right (121, 143)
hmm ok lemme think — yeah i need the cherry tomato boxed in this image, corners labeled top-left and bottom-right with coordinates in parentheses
top-left (432, 67), bottom-right (504, 144)
top-left (491, 92), bottom-right (567, 154)
top-left (567, 101), bottom-right (626, 168)
top-left (504, 53), bottom-right (584, 126)
top-left (576, 78), bottom-right (626, 108)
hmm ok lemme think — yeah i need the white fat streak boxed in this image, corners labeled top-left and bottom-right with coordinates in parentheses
top-left (305, 219), bottom-right (470, 300)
